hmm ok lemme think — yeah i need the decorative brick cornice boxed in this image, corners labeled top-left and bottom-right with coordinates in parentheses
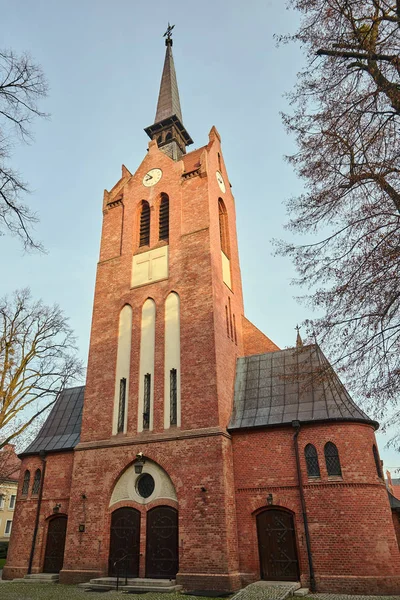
top-left (182, 168), bottom-right (200, 180)
top-left (106, 198), bottom-right (123, 209)
top-left (237, 481), bottom-right (385, 493)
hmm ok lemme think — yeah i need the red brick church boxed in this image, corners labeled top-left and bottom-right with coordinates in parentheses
top-left (4, 32), bottom-right (400, 594)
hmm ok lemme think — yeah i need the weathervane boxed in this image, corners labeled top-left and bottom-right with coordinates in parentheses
top-left (295, 324), bottom-right (303, 348)
top-left (163, 22), bottom-right (175, 43)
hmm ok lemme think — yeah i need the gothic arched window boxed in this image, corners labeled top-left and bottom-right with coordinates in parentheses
top-left (139, 201), bottom-right (150, 247)
top-left (159, 194), bottom-right (169, 241)
top-left (218, 199), bottom-right (230, 257)
top-left (32, 469), bottom-right (41, 496)
top-left (21, 470), bottom-right (30, 496)
top-left (324, 442), bottom-right (342, 476)
top-left (373, 445), bottom-right (383, 478)
top-left (165, 132), bottom-right (172, 142)
top-left (305, 444), bottom-right (320, 477)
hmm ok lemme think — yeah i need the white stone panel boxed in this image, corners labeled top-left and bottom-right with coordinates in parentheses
top-left (221, 250), bottom-right (232, 289)
top-left (131, 247), bottom-right (169, 288)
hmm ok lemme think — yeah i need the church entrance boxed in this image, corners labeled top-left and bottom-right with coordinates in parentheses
top-left (146, 506), bottom-right (178, 579)
top-left (43, 515), bottom-right (68, 573)
top-left (256, 509), bottom-right (299, 581)
top-left (109, 507), bottom-right (140, 578)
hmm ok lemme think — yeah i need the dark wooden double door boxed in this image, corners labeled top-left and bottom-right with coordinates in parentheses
top-left (109, 506), bottom-right (178, 579)
top-left (43, 516), bottom-right (68, 573)
top-left (257, 509), bottom-right (299, 581)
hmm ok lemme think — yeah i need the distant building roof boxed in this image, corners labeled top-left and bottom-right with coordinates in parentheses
top-left (229, 345), bottom-right (377, 431)
top-left (20, 386), bottom-right (85, 457)
top-left (389, 491), bottom-right (400, 511)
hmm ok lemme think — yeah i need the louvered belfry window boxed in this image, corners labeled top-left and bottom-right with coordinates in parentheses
top-left (170, 368), bottom-right (177, 426)
top-left (373, 444), bottom-right (383, 478)
top-left (32, 469), bottom-right (41, 495)
top-left (324, 442), bottom-right (342, 476)
top-left (218, 199), bottom-right (230, 257)
top-left (159, 194), bottom-right (169, 241)
top-left (117, 377), bottom-right (126, 434)
top-left (305, 444), bottom-right (320, 477)
top-left (139, 201), bottom-right (150, 247)
top-left (22, 470), bottom-right (30, 496)
top-left (143, 373), bottom-right (151, 430)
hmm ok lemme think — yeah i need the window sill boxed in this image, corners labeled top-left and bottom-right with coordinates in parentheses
top-left (327, 476), bottom-right (343, 481)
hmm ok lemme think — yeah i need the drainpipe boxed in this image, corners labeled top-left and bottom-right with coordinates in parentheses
top-left (28, 450), bottom-right (46, 574)
top-left (292, 421), bottom-right (316, 592)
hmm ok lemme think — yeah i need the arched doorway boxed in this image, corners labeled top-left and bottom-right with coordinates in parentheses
top-left (256, 509), bottom-right (299, 581)
top-left (109, 507), bottom-right (140, 578)
top-left (146, 506), bottom-right (178, 578)
top-left (43, 515), bottom-right (68, 573)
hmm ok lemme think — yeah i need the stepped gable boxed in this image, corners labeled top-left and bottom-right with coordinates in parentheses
top-left (20, 386), bottom-right (85, 456)
top-left (229, 344), bottom-right (377, 430)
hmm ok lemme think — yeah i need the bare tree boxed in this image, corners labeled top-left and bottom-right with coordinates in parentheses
top-left (0, 49), bottom-right (48, 250)
top-left (0, 289), bottom-right (84, 451)
top-left (275, 1), bottom-right (400, 440)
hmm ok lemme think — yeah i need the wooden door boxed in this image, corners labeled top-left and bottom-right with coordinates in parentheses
top-left (43, 516), bottom-right (68, 573)
top-left (146, 506), bottom-right (178, 579)
top-left (109, 507), bottom-right (140, 578)
top-left (257, 509), bottom-right (299, 581)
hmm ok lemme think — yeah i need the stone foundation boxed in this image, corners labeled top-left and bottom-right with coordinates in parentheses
top-left (316, 575), bottom-right (400, 595)
top-left (59, 569), bottom-right (103, 585)
top-left (177, 572), bottom-right (242, 592)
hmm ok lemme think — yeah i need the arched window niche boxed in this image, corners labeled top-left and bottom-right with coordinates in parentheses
top-left (373, 444), bottom-right (383, 478)
top-left (218, 199), bottom-right (232, 289)
top-left (164, 292), bottom-right (181, 429)
top-left (112, 304), bottom-right (133, 435)
top-left (21, 470), bottom-right (30, 496)
top-left (139, 201), bottom-right (150, 247)
top-left (304, 444), bottom-right (320, 478)
top-left (138, 299), bottom-right (156, 433)
top-left (32, 469), bottom-right (41, 496)
top-left (159, 194), bottom-right (169, 242)
top-left (324, 442), bottom-right (342, 477)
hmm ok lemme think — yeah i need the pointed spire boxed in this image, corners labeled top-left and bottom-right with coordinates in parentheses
top-left (295, 325), bottom-right (303, 348)
top-left (154, 29), bottom-right (183, 123)
top-left (144, 26), bottom-right (193, 161)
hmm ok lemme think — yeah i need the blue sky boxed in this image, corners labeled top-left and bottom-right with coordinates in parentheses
top-left (1, 0), bottom-right (398, 470)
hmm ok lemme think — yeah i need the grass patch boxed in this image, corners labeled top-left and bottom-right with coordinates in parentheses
top-left (0, 583), bottom-right (221, 600)
top-left (0, 558), bottom-right (6, 569)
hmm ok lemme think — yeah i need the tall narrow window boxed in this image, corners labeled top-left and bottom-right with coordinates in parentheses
top-left (225, 306), bottom-right (230, 337)
top-left (117, 378), bottom-right (127, 434)
top-left (22, 470), bottom-right (30, 496)
top-left (9, 495), bottom-right (15, 509)
top-left (113, 305), bottom-right (132, 435)
top-left (218, 199), bottom-right (230, 257)
top-left (32, 469), bottom-right (41, 495)
top-left (159, 194), bottom-right (169, 241)
top-left (143, 373), bottom-right (151, 430)
top-left (170, 369), bottom-right (177, 426)
top-left (139, 201), bottom-right (150, 247)
top-left (233, 314), bottom-right (237, 345)
top-left (138, 299), bottom-right (156, 433)
top-left (305, 444), bottom-right (320, 477)
top-left (373, 445), bottom-right (383, 478)
top-left (218, 152), bottom-right (222, 171)
top-left (164, 293), bottom-right (181, 429)
top-left (228, 297), bottom-right (233, 339)
top-left (324, 442), bottom-right (342, 476)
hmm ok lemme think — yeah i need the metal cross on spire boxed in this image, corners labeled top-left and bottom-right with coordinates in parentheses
top-left (163, 22), bottom-right (175, 41)
top-left (295, 324), bottom-right (303, 348)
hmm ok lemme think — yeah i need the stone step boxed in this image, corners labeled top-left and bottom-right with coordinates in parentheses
top-left (24, 573), bottom-right (59, 581)
top-left (293, 589), bottom-right (309, 597)
top-left (123, 585), bottom-right (182, 594)
top-left (90, 577), bottom-right (177, 587)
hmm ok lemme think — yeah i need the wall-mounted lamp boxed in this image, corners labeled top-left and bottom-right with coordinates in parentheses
top-left (78, 524), bottom-right (85, 533)
top-left (266, 494), bottom-right (273, 506)
top-left (53, 503), bottom-right (61, 513)
top-left (134, 452), bottom-right (146, 474)
top-left (81, 493), bottom-right (87, 500)
top-left (201, 486), bottom-right (207, 493)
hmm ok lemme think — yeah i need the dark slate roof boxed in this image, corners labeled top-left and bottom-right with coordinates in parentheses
top-left (389, 491), bottom-right (400, 511)
top-left (229, 345), bottom-right (377, 431)
top-left (20, 386), bottom-right (85, 457)
top-left (154, 42), bottom-right (183, 124)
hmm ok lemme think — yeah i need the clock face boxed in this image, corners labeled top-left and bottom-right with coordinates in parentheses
top-left (143, 168), bottom-right (162, 187)
top-left (216, 170), bottom-right (226, 193)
